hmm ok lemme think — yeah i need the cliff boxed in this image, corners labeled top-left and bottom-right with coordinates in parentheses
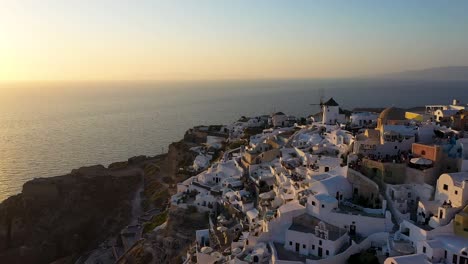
top-left (116, 207), bottom-right (209, 264)
top-left (0, 165), bottom-right (142, 263)
top-left (0, 130), bottom-right (200, 264)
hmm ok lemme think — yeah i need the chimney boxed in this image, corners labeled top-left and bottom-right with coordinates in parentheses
top-left (453, 99), bottom-right (459, 106)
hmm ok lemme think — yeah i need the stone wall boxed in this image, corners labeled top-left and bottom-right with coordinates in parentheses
top-left (347, 168), bottom-right (380, 202)
top-left (361, 159), bottom-right (407, 185)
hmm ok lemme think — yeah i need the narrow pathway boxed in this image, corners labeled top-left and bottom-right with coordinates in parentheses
top-left (130, 181), bottom-right (144, 225)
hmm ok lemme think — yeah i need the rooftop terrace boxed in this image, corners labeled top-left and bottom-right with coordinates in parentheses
top-left (289, 214), bottom-right (347, 241)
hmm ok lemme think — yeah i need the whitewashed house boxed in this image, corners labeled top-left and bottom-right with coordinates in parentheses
top-left (350, 112), bottom-right (379, 128)
top-left (435, 172), bottom-right (468, 208)
top-left (415, 172), bottom-right (468, 229)
top-left (417, 235), bottom-right (468, 264)
top-left (284, 213), bottom-right (349, 258)
top-left (271, 112), bottom-right (288, 127)
top-left (434, 109), bottom-right (460, 122)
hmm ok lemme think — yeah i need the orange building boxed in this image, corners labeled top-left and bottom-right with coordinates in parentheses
top-left (412, 143), bottom-right (441, 162)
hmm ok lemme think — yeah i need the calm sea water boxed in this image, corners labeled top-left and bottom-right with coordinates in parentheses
top-left (0, 79), bottom-right (467, 201)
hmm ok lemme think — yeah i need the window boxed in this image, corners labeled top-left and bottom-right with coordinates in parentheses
top-left (453, 254), bottom-right (457, 264)
top-left (445, 250), bottom-right (447, 259)
top-left (423, 246), bottom-right (426, 253)
top-left (312, 201), bottom-right (316, 206)
top-left (443, 184), bottom-right (448, 191)
top-left (325, 167), bottom-right (330, 172)
top-left (455, 190), bottom-right (458, 195)
top-left (319, 240), bottom-right (322, 246)
top-left (394, 146), bottom-right (398, 149)
top-left (421, 150), bottom-right (426, 155)
top-left (303, 244), bottom-right (306, 249)
top-left (322, 204), bottom-right (325, 208)
top-left (312, 245), bottom-right (315, 250)
top-left (326, 250), bottom-right (329, 255)
top-left (289, 241), bottom-right (292, 246)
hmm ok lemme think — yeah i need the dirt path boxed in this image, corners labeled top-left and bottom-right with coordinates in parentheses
top-left (129, 182), bottom-right (144, 225)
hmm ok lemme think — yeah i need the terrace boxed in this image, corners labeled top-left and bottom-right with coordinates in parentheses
top-left (334, 201), bottom-right (385, 218)
top-left (273, 242), bottom-right (315, 262)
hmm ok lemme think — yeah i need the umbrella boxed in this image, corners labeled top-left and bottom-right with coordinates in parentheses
top-left (410, 158), bottom-right (432, 166)
top-left (200, 247), bottom-right (213, 254)
top-left (232, 247), bottom-right (242, 255)
top-left (211, 252), bottom-right (223, 259)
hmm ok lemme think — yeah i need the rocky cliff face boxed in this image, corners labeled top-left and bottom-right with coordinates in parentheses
top-left (0, 165), bottom-right (142, 264)
top-left (165, 141), bottom-right (197, 178)
top-left (117, 207), bottom-right (209, 264)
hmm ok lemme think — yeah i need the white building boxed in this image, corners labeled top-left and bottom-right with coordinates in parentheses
top-left (324, 129), bottom-right (354, 148)
top-left (193, 153), bottom-right (212, 171)
top-left (350, 112), bottom-right (379, 128)
top-left (418, 235), bottom-right (468, 264)
top-left (197, 160), bottom-right (243, 186)
top-left (387, 225), bottom-right (468, 264)
top-left (271, 112), bottom-right (295, 127)
top-left (426, 99), bottom-right (466, 115)
top-left (353, 107), bottom-right (418, 156)
top-left (434, 109), bottom-right (460, 122)
top-left (308, 175), bottom-right (352, 201)
top-left (415, 172), bottom-right (468, 229)
top-left (322, 98), bottom-right (346, 125)
top-left (284, 213), bottom-right (349, 258)
top-left (435, 172), bottom-right (468, 208)
top-left (387, 183), bottom-right (434, 222)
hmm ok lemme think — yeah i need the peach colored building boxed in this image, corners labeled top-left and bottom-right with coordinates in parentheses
top-left (412, 143), bottom-right (441, 162)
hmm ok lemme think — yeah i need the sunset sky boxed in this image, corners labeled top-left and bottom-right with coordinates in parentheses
top-left (1, 0), bottom-right (468, 81)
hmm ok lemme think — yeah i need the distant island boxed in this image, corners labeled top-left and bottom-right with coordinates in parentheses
top-left (377, 66), bottom-right (468, 80)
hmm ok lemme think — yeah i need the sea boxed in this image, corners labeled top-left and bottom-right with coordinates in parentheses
top-left (0, 79), bottom-right (467, 201)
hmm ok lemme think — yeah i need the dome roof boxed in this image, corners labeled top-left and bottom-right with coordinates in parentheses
top-left (379, 107), bottom-right (406, 121)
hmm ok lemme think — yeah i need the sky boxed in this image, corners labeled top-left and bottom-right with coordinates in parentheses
top-left (1, 0), bottom-right (468, 81)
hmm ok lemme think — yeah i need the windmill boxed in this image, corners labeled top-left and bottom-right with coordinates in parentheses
top-left (310, 87), bottom-right (325, 110)
top-left (308, 87), bottom-right (325, 123)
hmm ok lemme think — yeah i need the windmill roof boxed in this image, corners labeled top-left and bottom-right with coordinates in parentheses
top-left (323, 98), bottom-right (339, 106)
top-left (273, 112), bottom-right (286, 116)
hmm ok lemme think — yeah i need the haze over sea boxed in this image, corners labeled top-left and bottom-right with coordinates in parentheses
top-left (0, 79), bottom-right (467, 201)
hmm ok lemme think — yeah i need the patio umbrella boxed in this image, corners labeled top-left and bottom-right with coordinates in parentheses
top-left (201, 247), bottom-right (213, 254)
top-left (410, 158), bottom-right (432, 166)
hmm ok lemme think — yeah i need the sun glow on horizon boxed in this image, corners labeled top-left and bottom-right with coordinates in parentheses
top-left (1, 1), bottom-right (468, 82)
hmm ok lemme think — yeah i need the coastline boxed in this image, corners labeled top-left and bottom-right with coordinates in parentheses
top-left (0, 130), bottom-right (199, 263)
